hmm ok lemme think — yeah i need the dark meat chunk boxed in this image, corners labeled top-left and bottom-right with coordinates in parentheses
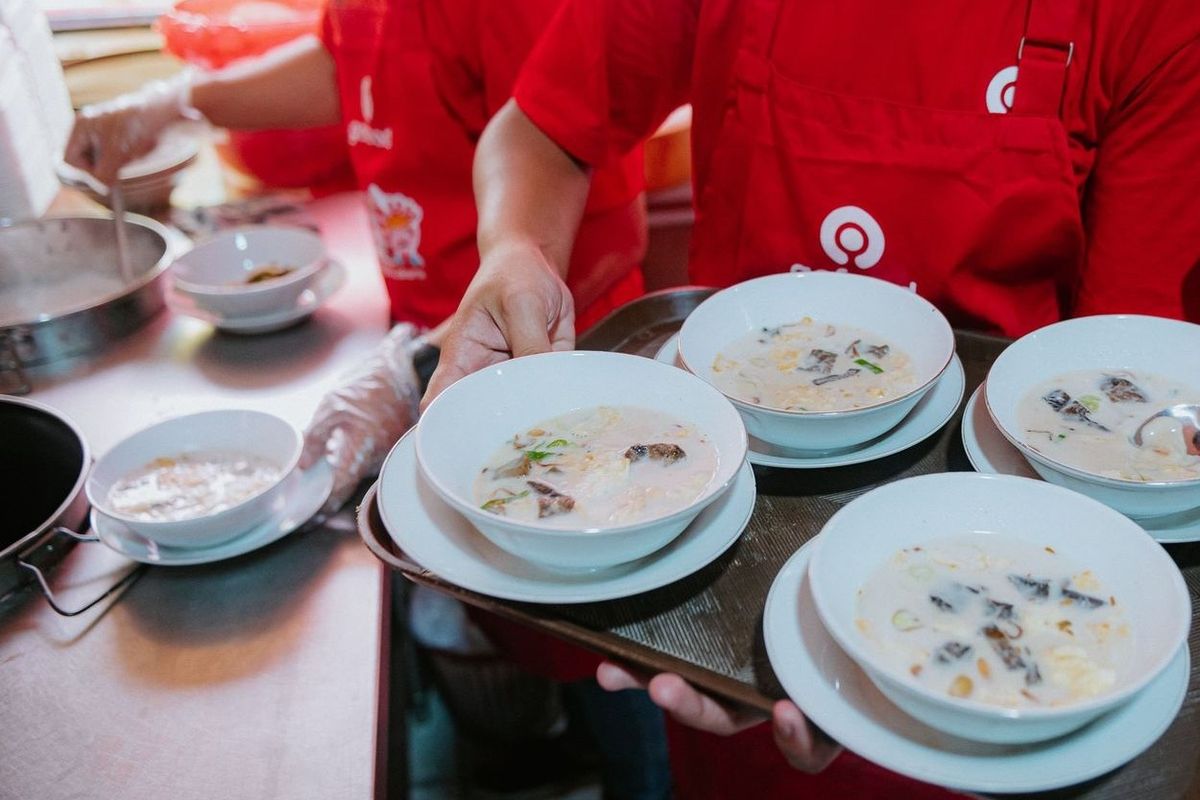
top-left (526, 480), bottom-right (576, 518)
top-left (865, 343), bottom-right (890, 359)
top-left (1100, 376), bottom-right (1148, 403)
top-left (985, 599), bottom-right (1015, 620)
top-left (1043, 389), bottom-right (1071, 411)
top-left (934, 641), bottom-right (973, 663)
top-left (929, 594), bottom-right (956, 612)
top-left (1009, 574), bottom-right (1051, 600)
top-left (1061, 586), bottom-right (1105, 608)
top-left (1025, 662), bottom-right (1042, 686)
top-left (982, 625), bottom-right (1027, 670)
top-left (624, 443), bottom-right (687, 464)
top-left (812, 368), bottom-right (861, 386)
top-left (493, 454), bottom-right (531, 478)
top-left (799, 349), bottom-right (839, 374)
top-left (845, 339), bottom-right (862, 357)
top-left (1059, 400), bottom-right (1111, 432)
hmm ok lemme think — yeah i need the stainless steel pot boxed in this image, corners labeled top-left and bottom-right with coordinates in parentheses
top-left (0, 395), bottom-right (142, 614)
top-left (0, 215), bottom-right (175, 394)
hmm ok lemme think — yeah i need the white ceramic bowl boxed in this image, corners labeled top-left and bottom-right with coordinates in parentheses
top-left (678, 272), bottom-right (955, 451)
top-left (171, 226), bottom-right (327, 318)
top-left (415, 351), bottom-right (748, 570)
top-left (985, 315), bottom-right (1200, 517)
top-left (808, 472), bottom-right (1190, 744)
top-left (86, 410), bottom-right (302, 548)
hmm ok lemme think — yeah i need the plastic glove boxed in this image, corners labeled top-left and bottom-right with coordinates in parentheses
top-left (596, 662), bottom-right (842, 774)
top-left (64, 71), bottom-right (199, 185)
top-left (300, 323), bottom-right (424, 514)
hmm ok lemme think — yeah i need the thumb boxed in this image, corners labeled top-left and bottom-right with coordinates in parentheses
top-left (500, 290), bottom-right (557, 359)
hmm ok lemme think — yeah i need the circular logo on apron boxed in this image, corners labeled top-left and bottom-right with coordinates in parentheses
top-left (819, 206), bottom-right (885, 269)
top-left (986, 66), bottom-right (1019, 114)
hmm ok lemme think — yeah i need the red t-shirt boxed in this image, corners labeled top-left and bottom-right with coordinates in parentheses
top-left (321, 0), bottom-right (647, 330)
top-left (514, 0), bottom-right (1200, 335)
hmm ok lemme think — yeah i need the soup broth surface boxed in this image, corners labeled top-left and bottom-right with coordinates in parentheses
top-left (711, 318), bottom-right (917, 412)
top-left (473, 406), bottom-right (718, 528)
top-left (855, 534), bottom-right (1131, 708)
top-left (109, 451), bottom-right (282, 522)
top-left (1017, 369), bottom-right (1200, 482)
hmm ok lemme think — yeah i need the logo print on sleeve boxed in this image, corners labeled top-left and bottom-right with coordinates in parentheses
top-left (986, 66), bottom-right (1019, 114)
top-left (819, 206), bottom-right (885, 269)
top-left (368, 184), bottom-right (426, 278)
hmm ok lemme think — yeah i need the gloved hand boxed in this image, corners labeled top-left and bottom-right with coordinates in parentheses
top-left (64, 71), bottom-right (199, 185)
top-left (300, 323), bottom-right (424, 514)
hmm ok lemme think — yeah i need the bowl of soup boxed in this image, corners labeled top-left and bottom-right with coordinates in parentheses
top-left (807, 472), bottom-right (1190, 744)
top-left (985, 315), bottom-right (1200, 517)
top-left (415, 351), bottom-right (748, 570)
top-left (677, 272), bottom-right (955, 451)
top-left (171, 226), bottom-right (327, 318)
top-left (86, 410), bottom-right (301, 548)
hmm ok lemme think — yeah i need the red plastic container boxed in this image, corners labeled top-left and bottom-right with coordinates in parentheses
top-left (158, 0), bottom-right (352, 190)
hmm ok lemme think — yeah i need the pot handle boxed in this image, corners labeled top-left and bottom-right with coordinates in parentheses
top-left (355, 483), bottom-right (426, 575)
top-left (16, 527), bottom-right (147, 617)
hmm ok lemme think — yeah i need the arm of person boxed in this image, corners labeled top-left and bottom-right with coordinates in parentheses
top-left (1071, 37), bottom-right (1200, 320)
top-left (65, 35), bottom-right (340, 184)
top-left (596, 662), bottom-right (843, 773)
top-left (421, 99), bottom-right (591, 407)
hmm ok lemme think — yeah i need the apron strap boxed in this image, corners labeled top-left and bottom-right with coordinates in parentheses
top-left (1012, 0), bottom-right (1077, 117)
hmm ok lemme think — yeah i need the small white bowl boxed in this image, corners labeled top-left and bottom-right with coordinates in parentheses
top-left (171, 226), bottom-right (327, 318)
top-left (85, 410), bottom-right (302, 548)
top-left (808, 472), bottom-right (1190, 744)
top-left (415, 351), bottom-right (748, 570)
top-left (678, 272), bottom-right (955, 451)
top-left (985, 315), bottom-right (1200, 517)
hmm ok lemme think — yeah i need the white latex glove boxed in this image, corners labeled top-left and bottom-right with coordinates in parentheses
top-left (64, 71), bottom-right (199, 185)
top-left (300, 324), bottom-right (424, 513)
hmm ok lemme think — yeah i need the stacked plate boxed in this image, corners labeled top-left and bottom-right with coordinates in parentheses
top-left (64, 129), bottom-right (199, 214)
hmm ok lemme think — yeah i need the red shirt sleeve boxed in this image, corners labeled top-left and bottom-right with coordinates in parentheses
top-left (513, 0), bottom-right (698, 169)
top-left (1074, 37), bottom-right (1200, 322)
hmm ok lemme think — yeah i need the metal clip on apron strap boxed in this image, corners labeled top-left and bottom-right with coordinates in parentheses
top-left (1012, 0), bottom-right (1078, 117)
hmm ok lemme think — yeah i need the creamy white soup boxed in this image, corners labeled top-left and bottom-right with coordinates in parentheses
top-left (108, 452), bottom-right (282, 522)
top-left (473, 406), bottom-right (718, 528)
top-left (855, 534), bottom-right (1130, 709)
top-left (1017, 369), bottom-right (1200, 482)
top-left (711, 318), bottom-right (918, 412)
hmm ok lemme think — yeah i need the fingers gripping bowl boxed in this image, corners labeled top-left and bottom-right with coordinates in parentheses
top-left (415, 351), bottom-right (748, 570)
top-left (86, 410), bottom-right (302, 548)
top-left (678, 272), bottom-right (956, 451)
top-left (807, 473), bottom-right (1190, 744)
top-left (985, 315), bottom-right (1200, 517)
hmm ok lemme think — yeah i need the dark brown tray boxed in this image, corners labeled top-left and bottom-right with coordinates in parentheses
top-left (357, 288), bottom-right (1200, 798)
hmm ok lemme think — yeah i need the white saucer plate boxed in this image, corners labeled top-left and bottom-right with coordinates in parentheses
top-left (168, 259), bottom-right (347, 334)
top-left (654, 333), bottom-right (965, 469)
top-left (763, 540), bottom-right (1190, 794)
top-left (91, 460), bottom-right (333, 565)
top-left (376, 429), bottom-right (756, 603)
top-left (962, 385), bottom-right (1200, 543)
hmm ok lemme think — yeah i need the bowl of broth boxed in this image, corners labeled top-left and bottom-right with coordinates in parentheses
top-left (677, 272), bottom-right (955, 451)
top-left (985, 315), bottom-right (1200, 517)
top-left (86, 410), bottom-right (301, 548)
top-left (415, 351), bottom-right (748, 570)
top-left (807, 473), bottom-right (1190, 744)
top-left (171, 226), bottom-right (327, 318)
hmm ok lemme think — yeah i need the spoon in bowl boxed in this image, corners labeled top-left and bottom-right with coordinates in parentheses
top-left (1132, 404), bottom-right (1200, 456)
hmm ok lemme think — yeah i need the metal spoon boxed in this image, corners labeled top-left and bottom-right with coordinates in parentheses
top-left (1132, 404), bottom-right (1200, 456)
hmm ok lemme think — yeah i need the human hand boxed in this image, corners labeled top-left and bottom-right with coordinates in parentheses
top-left (596, 662), bottom-right (842, 774)
top-left (421, 239), bottom-right (574, 410)
top-left (300, 323), bottom-right (423, 513)
top-left (64, 73), bottom-right (195, 185)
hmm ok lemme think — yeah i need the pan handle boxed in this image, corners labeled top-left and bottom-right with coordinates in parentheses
top-left (16, 526), bottom-right (147, 617)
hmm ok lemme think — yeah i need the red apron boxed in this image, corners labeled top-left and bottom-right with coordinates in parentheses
top-left (688, 0), bottom-right (1084, 338)
top-left (673, 1), bottom-right (1077, 797)
top-left (325, 0), bottom-right (645, 331)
